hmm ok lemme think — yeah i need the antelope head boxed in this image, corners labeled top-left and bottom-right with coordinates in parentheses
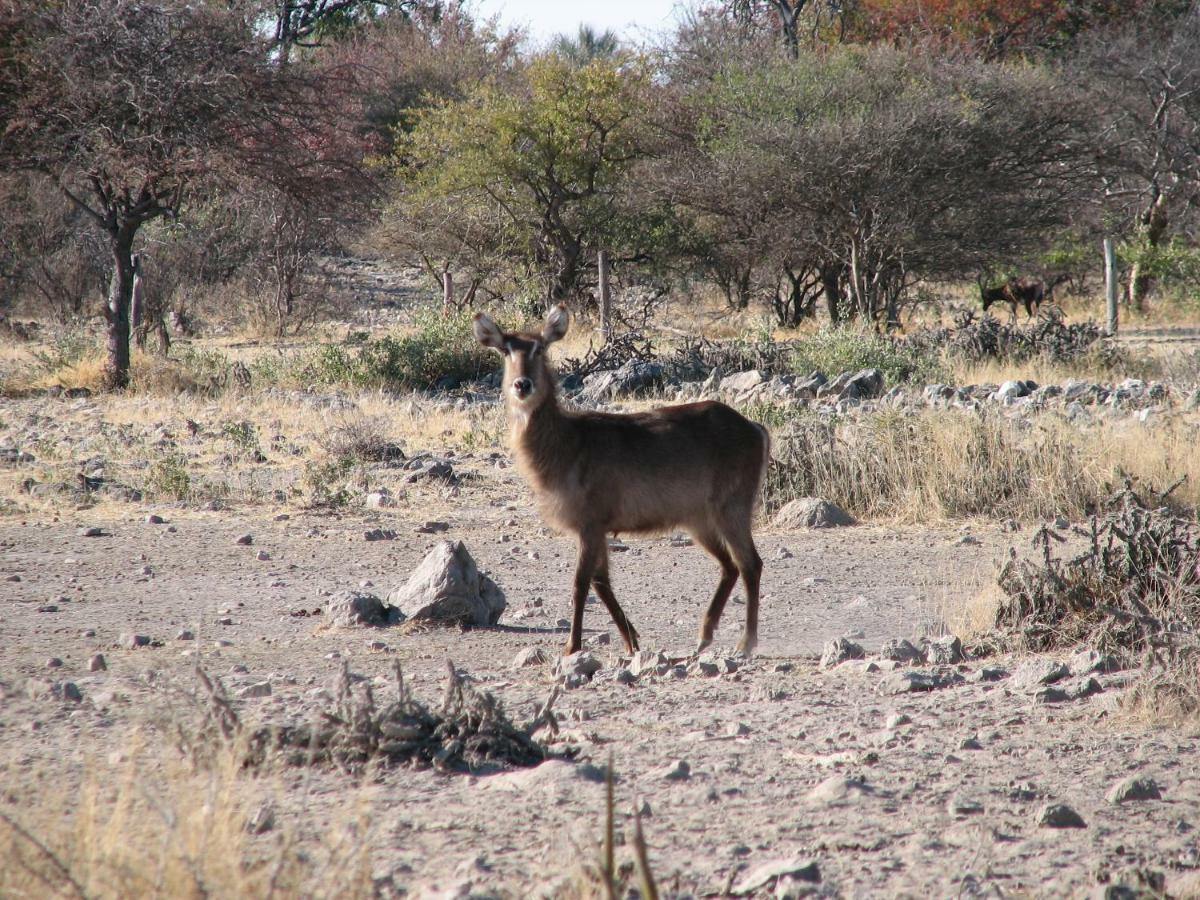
top-left (474, 304), bottom-right (570, 411)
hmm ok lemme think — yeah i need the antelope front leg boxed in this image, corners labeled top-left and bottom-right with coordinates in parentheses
top-left (564, 532), bottom-right (602, 655)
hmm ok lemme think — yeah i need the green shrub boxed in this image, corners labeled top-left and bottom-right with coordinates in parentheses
top-left (220, 420), bottom-right (261, 456)
top-left (787, 327), bottom-right (946, 384)
top-left (32, 325), bottom-right (95, 373)
top-left (145, 453), bottom-right (192, 501)
top-left (286, 309), bottom-right (498, 391)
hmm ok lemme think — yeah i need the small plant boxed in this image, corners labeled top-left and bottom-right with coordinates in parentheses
top-left (219, 420), bottom-right (261, 457)
top-left (316, 413), bottom-right (401, 463)
top-left (301, 456), bottom-right (357, 508)
top-left (145, 453), bottom-right (192, 501)
top-left (993, 481), bottom-right (1200, 654)
top-left (30, 324), bottom-right (95, 374)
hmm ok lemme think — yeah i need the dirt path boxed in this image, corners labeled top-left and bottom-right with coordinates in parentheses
top-left (1, 505), bottom-right (1196, 897)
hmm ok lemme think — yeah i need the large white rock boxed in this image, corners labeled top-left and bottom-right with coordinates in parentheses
top-left (386, 541), bottom-right (505, 626)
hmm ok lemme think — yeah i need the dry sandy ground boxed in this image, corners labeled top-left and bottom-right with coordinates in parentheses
top-left (2, 489), bottom-right (1199, 897)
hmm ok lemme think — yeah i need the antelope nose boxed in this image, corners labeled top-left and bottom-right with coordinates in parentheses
top-left (513, 378), bottom-right (533, 397)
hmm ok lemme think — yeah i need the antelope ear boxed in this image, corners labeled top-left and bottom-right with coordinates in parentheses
top-left (473, 312), bottom-right (504, 351)
top-left (542, 303), bottom-right (569, 344)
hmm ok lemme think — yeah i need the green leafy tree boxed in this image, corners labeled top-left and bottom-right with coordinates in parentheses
top-left (551, 24), bottom-right (621, 65)
top-left (389, 54), bottom-right (651, 307)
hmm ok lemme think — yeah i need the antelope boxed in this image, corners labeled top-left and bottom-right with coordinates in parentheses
top-left (474, 305), bottom-right (770, 657)
top-left (979, 274), bottom-right (1045, 321)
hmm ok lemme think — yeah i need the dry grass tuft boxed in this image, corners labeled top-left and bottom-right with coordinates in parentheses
top-left (763, 405), bottom-right (1200, 524)
top-left (0, 736), bottom-right (376, 899)
top-left (1120, 648), bottom-right (1200, 726)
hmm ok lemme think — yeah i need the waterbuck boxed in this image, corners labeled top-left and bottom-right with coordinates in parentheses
top-left (474, 305), bottom-right (770, 657)
top-left (979, 274), bottom-right (1045, 321)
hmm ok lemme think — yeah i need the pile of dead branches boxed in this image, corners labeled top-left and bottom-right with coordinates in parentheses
top-left (181, 661), bottom-right (558, 775)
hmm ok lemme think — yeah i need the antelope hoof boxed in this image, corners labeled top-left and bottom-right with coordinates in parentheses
top-left (562, 640), bottom-right (581, 657)
top-left (735, 633), bottom-right (757, 657)
top-left (694, 636), bottom-right (712, 656)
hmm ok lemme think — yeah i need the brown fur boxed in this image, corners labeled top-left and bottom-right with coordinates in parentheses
top-left (980, 275), bottom-right (1045, 320)
top-left (475, 305), bottom-right (769, 656)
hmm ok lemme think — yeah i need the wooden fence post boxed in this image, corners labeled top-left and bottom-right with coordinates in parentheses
top-left (1104, 238), bottom-right (1118, 336)
top-left (598, 249), bottom-right (611, 343)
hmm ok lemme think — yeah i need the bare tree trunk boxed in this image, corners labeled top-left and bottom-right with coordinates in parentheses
top-left (442, 269), bottom-right (454, 315)
top-left (1127, 192), bottom-right (1168, 311)
top-left (598, 249), bottom-right (611, 341)
top-left (130, 254), bottom-right (146, 350)
top-left (820, 262), bottom-right (841, 325)
top-left (104, 227), bottom-right (135, 390)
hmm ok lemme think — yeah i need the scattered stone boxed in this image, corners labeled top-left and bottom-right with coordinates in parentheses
top-left (1068, 648), bottom-right (1122, 676)
top-left (886, 713), bottom-right (912, 728)
top-left (925, 634), bottom-right (964, 664)
top-left (119, 633), bottom-right (151, 649)
top-left (88, 654), bottom-right (106, 672)
top-left (629, 650), bottom-right (667, 677)
top-left (5, 574), bottom-right (20, 582)
top-left (217, 617), bottom-right (233, 626)
top-left (246, 803), bottom-right (276, 835)
top-left (660, 759), bottom-right (691, 781)
top-left (806, 774), bottom-right (871, 805)
top-left (1034, 687), bottom-right (1071, 704)
top-left (60, 682), bottom-right (82, 703)
top-left (585, 632), bottom-right (611, 647)
top-left (554, 652), bottom-right (602, 681)
top-left (414, 521), bottom-right (451, 534)
top-left (77, 527), bottom-right (105, 537)
top-left (820, 637), bottom-right (865, 669)
top-left (877, 639), bottom-right (923, 664)
top-left (364, 490), bottom-right (395, 509)
top-left (959, 736), bottom-right (984, 751)
top-left (325, 590), bottom-right (402, 627)
top-left (367, 640), bottom-right (388, 651)
top-left (145, 514), bottom-right (165, 524)
top-left (720, 369), bottom-right (765, 393)
top-left (46, 657), bottom-right (63, 668)
top-left (775, 546), bottom-right (794, 560)
top-left (1106, 776), bottom-right (1163, 804)
top-left (614, 668), bottom-right (636, 686)
top-left (363, 528), bottom-right (398, 542)
top-left (955, 534), bottom-right (980, 546)
top-left (1070, 677), bottom-right (1104, 700)
top-left (256, 550), bottom-right (271, 561)
top-left (732, 858), bottom-right (821, 895)
top-left (1037, 803), bottom-right (1086, 829)
top-left (773, 497), bottom-right (856, 529)
top-left (238, 681), bottom-right (272, 699)
top-left (385, 541), bottom-right (505, 626)
top-left (512, 647), bottom-right (548, 668)
top-left (176, 630), bottom-right (195, 641)
top-left (965, 667), bottom-right (1008, 683)
top-left (843, 368), bottom-right (885, 400)
top-left (235, 534), bottom-right (253, 546)
top-left (37, 605), bottom-right (59, 613)
top-left (879, 671), bottom-right (964, 695)
top-left (1012, 659), bottom-right (1069, 689)
top-left (948, 796), bottom-right (985, 816)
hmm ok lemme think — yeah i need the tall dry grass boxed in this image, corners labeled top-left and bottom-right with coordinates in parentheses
top-left (0, 738), bottom-right (376, 899)
top-left (763, 405), bottom-right (1200, 524)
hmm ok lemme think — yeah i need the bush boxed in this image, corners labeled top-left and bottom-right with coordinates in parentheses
top-left (285, 309), bottom-right (497, 390)
top-left (789, 327), bottom-right (946, 384)
top-left (993, 483), bottom-right (1200, 654)
top-left (905, 309), bottom-right (1125, 370)
top-left (145, 453), bottom-right (192, 501)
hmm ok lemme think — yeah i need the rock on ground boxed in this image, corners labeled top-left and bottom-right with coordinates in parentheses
top-left (386, 541), bottom-right (505, 626)
top-left (325, 590), bottom-right (403, 627)
top-left (773, 498), bottom-right (856, 529)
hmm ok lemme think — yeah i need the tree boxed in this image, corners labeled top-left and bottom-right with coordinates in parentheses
top-left (654, 38), bottom-right (1095, 326)
top-left (0, 0), bottom-right (370, 387)
top-left (390, 54), bottom-right (652, 307)
top-left (1079, 6), bottom-right (1200, 308)
top-left (551, 25), bottom-right (621, 65)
